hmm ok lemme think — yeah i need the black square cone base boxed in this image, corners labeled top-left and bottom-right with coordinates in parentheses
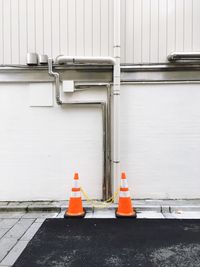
top-left (64, 208), bottom-right (86, 219)
top-left (115, 209), bottom-right (137, 218)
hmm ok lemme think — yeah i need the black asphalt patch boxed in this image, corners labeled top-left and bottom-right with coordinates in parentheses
top-left (13, 219), bottom-right (200, 267)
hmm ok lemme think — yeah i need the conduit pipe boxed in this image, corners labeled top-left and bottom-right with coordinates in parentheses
top-left (48, 59), bottom-right (62, 105)
top-left (168, 52), bottom-right (200, 62)
top-left (55, 56), bottom-right (116, 65)
top-left (48, 58), bottom-right (111, 199)
top-left (112, 0), bottom-right (121, 196)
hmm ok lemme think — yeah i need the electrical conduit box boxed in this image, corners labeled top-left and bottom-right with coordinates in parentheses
top-left (62, 80), bottom-right (74, 93)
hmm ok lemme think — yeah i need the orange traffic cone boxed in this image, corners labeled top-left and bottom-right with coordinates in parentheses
top-left (116, 172), bottom-right (136, 218)
top-left (64, 173), bottom-right (86, 218)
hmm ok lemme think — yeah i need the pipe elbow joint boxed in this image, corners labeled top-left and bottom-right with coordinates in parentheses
top-left (56, 97), bottom-right (62, 105)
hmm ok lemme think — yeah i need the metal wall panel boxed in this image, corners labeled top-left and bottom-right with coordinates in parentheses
top-left (1, 0), bottom-right (200, 64)
top-left (121, 0), bottom-right (200, 64)
top-left (0, 0), bottom-right (114, 64)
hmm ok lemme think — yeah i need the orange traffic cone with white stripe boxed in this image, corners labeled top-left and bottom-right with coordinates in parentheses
top-left (116, 172), bottom-right (136, 218)
top-left (64, 172), bottom-right (86, 218)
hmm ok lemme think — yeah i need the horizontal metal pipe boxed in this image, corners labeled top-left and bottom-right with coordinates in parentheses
top-left (121, 81), bottom-right (200, 85)
top-left (168, 52), bottom-right (200, 62)
top-left (55, 55), bottom-right (116, 65)
top-left (75, 82), bottom-right (111, 87)
top-left (61, 101), bottom-right (104, 105)
top-left (2, 63), bottom-right (200, 72)
top-left (121, 64), bottom-right (200, 72)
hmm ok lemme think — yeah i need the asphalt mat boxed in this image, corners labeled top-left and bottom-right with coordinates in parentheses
top-left (13, 218), bottom-right (200, 267)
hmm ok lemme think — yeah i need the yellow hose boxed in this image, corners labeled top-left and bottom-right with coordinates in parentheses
top-left (80, 186), bottom-right (119, 209)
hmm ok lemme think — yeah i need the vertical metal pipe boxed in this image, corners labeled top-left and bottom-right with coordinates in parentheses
top-left (106, 84), bottom-right (112, 198)
top-left (102, 102), bottom-right (107, 199)
top-left (48, 58), bottom-right (62, 105)
top-left (112, 0), bottom-right (121, 199)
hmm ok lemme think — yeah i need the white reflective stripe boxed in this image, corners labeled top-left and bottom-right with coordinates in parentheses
top-left (121, 179), bottom-right (128, 188)
top-left (71, 191), bottom-right (81, 198)
top-left (119, 191), bottom-right (130, 197)
top-left (73, 180), bottom-right (79, 188)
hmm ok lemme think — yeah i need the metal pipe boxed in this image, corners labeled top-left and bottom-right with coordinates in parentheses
top-left (121, 81), bottom-right (200, 85)
top-left (48, 58), bottom-right (62, 105)
top-left (112, 0), bottom-right (121, 198)
top-left (2, 62), bottom-right (200, 71)
top-left (55, 55), bottom-right (116, 65)
top-left (121, 64), bottom-right (200, 71)
top-left (168, 52), bottom-right (200, 62)
top-left (48, 58), bottom-right (111, 200)
top-left (61, 102), bottom-right (110, 200)
top-left (72, 83), bottom-right (112, 199)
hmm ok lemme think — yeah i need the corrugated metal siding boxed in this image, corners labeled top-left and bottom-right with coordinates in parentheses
top-left (121, 0), bottom-right (200, 64)
top-left (0, 0), bottom-right (114, 64)
top-left (1, 0), bottom-right (200, 65)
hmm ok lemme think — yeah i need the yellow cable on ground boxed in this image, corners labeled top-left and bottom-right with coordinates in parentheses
top-left (80, 186), bottom-right (119, 209)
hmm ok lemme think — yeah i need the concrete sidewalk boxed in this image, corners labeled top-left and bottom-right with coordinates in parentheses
top-left (1, 200), bottom-right (200, 266)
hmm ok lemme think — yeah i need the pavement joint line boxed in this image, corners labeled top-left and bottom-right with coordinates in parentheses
top-left (0, 240), bottom-right (29, 266)
top-left (0, 218), bottom-right (21, 242)
top-left (0, 238), bottom-right (18, 264)
top-left (19, 218), bottom-right (37, 241)
top-left (0, 218), bottom-right (36, 264)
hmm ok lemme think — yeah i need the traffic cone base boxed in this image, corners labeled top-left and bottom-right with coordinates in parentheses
top-left (64, 208), bottom-right (86, 218)
top-left (116, 212), bottom-right (136, 218)
top-left (116, 198), bottom-right (137, 218)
